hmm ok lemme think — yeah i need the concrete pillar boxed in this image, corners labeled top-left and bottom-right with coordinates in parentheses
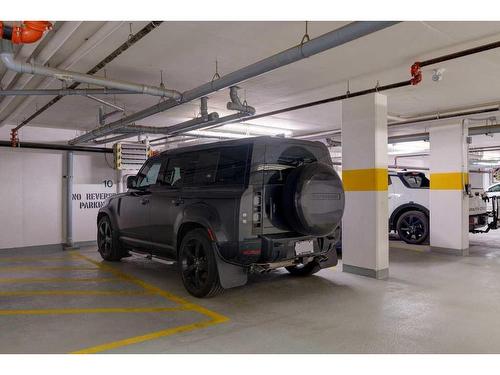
top-left (429, 122), bottom-right (469, 255)
top-left (341, 93), bottom-right (389, 279)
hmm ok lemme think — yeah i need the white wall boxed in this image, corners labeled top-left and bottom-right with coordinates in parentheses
top-left (0, 147), bottom-right (117, 250)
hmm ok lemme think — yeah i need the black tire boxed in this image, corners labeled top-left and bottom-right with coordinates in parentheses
top-left (396, 210), bottom-right (429, 245)
top-left (97, 215), bottom-right (123, 261)
top-left (282, 162), bottom-right (344, 236)
top-left (178, 229), bottom-right (224, 298)
top-left (285, 261), bottom-right (321, 276)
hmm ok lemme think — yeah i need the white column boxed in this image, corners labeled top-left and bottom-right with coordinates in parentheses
top-left (341, 93), bottom-right (389, 279)
top-left (429, 122), bottom-right (469, 255)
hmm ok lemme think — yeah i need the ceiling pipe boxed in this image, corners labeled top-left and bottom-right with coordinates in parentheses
top-left (8, 21), bottom-right (125, 129)
top-left (149, 133), bottom-right (237, 146)
top-left (136, 90), bottom-right (255, 139)
top-left (86, 94), bottom-right (124, 111)
top-left (0, 22), bottom-right (82, 121)
top-left (218, 38), bottom-right (500, 131)
top-left (68, 21), bottom-right (400, 145)
top-left (388, 106), bottom-right (500, 128)
top-left (0, 41), bottom-right (41, 95)
top-left (0, 88), bottom-right (135, 96)
top-left (89, 74), bottom-right (257, 143)
top-left (92, 108), bottom-right (253, 145)
top-left (227, 86), bottom-right (255, 114)
top-left (0, 140), bottom-right (111, 153)
top-left (297, 105), bottom-right (500, 144)
top-left (91, 97), bottom-right (220, 143)
top-left (91, 133), bottom-right (140, 145)
top-left (101, 109), bottom-right (122, 122)
top-left (0, 40), bottom-right (181, 99)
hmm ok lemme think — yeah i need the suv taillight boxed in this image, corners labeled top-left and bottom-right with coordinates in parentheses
top-left (253, 191), bottom-right (262, 229)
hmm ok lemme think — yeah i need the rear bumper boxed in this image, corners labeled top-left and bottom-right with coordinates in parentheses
top-left (218, 232), bottom-right (338, 268)
top-left (214, 233), bottom-right (338, 289)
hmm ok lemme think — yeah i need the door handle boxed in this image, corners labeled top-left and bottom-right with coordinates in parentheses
top-left (140, 197), bottom-right (150, 205)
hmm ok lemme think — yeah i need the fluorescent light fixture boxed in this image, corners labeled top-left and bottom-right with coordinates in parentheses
top-left (214, 123), bottom-right (293, 137)
top-left (473, 161), bottom-right (500, 166)
top-left (187, 130), bottom-right (249, 139)
top-left (388, 140), bottom-right (430, 155)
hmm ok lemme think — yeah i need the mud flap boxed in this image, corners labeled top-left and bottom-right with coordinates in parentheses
top-left (318, 247), bottom-right (339, 269)
top-left (213, 246), bottom-right (248, 289)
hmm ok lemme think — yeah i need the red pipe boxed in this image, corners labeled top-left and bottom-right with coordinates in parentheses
top-left (0, 21), bottom-right (52, 44)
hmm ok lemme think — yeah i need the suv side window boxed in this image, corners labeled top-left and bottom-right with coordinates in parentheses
top-left (136, 159), bottom-right (162, 187)
top-left (216, 145), bottom-right (249, 185)
top-left (162, 155), bottom-right (188, 189)
top-left (181, 145), bottom-right (249, 188)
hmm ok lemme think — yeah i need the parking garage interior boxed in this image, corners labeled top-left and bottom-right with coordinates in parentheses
top-left (3, 2), bottom-right (500, 373)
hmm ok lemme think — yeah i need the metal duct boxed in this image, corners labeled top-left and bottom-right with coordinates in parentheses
top-left (91, 133), bottom-right (139, 145)
top-left (68, 21), bottom-right (400, 145)
top-left (116, 113), bottom-right (219, 135)
top-left (92, 110), bottom-right (252, 145)
top-left (86, 95), bottom-right (124, 111)
top-left (0, 88), bottom-right (135, 96)
top-left (13, 21), bottom-right (149, 131)
top-left (227, 86), bottom-right (255, 114)
top-left (0, 40), bottom-right (181, 99)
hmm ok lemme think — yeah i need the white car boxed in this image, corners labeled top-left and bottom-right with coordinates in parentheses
top-left (486, 182), bottom-right (500, 198)
top-left (389, 171), bottom-right (489, 244)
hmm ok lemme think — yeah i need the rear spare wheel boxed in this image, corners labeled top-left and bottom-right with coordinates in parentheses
top-left (282, 162), bottom-right (344, 236)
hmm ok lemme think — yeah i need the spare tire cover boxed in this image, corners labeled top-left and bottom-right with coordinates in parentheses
top-left (282, 162), bottom-right (345, 236)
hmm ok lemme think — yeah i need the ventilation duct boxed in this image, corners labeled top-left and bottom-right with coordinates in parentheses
top-left (67, 21), bottom-right (400, 145)
top-left (0, 40), bottom-right (181, 99)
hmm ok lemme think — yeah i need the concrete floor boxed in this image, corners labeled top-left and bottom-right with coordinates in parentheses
top-left (1, 231), bottom-right (500, 354)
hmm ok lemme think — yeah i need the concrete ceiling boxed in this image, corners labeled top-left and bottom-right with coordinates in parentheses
top-left (1, 21), bottom-right (500, 144)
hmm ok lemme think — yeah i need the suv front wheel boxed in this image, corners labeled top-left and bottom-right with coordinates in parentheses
top-left (97, 216), bottom-right (123, 261)
top-left (179, 229), bottom-right (224, 298)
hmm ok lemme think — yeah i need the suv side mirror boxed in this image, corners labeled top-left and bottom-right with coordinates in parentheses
top-left (126, 175), bottom-right (138, 189)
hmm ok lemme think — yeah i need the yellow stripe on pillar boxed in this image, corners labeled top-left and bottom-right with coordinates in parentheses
top-left (342, 168), bottom-right (388, 191)
top-left (430, 172), bottom-right (469, 190)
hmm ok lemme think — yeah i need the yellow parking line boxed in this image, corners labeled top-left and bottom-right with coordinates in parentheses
top-left (0, 290), bottom-right (150, 296)
top-left (0, 266), bottom-right (99, 271)
top-left (71, 319), bottom-right (218, 354)
top-left (0, 255), bottom-right (71, 262)
top-left (0, 306), bottom-right (186, 316)
top-left (0, 277), bottom-right (118, 283)
top-left (72, 253), bottom-right (229, 354)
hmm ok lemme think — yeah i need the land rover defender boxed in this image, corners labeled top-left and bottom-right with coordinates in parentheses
top-left (97, 137), bottom-right (345, 297)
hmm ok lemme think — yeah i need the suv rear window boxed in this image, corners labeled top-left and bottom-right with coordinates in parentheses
top-left (163, 145), bottom-right (250, 188)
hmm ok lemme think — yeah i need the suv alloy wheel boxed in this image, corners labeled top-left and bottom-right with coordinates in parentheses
top-left (178, 229), bottom-right (224, 298)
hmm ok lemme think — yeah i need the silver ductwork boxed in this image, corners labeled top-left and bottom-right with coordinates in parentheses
top-left (227, 86), bottom-right (255, 115)
top-left (0, 40), bottom-right (181, 99)
top-left (91, 90), bottom-right (256, 143)
top-left (68, 21), bottom-right (400, 145)
top-left (0, 88), bottom-right (135, 96)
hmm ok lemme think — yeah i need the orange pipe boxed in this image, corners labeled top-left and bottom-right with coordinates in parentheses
top-left (0, 21), bottom-right (52, 44)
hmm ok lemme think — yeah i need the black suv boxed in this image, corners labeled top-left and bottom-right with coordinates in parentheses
top-left (97, 136), bottom-right (345, 297)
